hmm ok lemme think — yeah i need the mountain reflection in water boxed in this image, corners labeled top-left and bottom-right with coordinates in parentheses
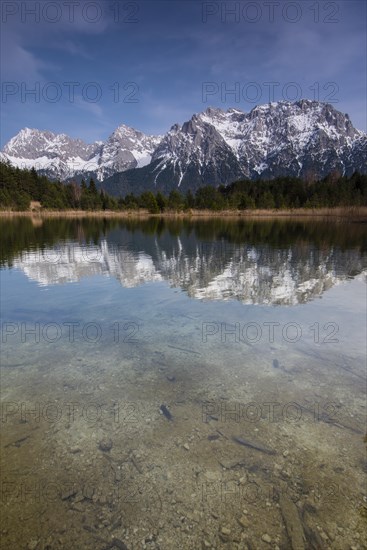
top-left (2, 217), bottom-right (366, 305)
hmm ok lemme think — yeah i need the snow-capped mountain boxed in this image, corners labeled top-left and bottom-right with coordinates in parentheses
top-left (99, 100), bottom-right (367, 194)
top-left (199, 101), bottom-right (366, 180)
top-left (1, 128), bottom-right (103, 181)
top-left (1, 100), bottom-right (366, 194)
top-left (0, 124), bottom-right (162, 182)
top-left (104, 100), bottom-right (366, 194)
top-left (96, 125), bottom-right (162, 179)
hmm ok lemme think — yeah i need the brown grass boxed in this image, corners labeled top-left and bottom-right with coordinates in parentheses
top-left (0, 209), bottom-right (151, 218)
top-left (1, 206), bottom-right (367, 221)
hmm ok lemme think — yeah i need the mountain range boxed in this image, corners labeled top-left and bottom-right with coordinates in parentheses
top-left (1, 100), bottom-right (366, 196)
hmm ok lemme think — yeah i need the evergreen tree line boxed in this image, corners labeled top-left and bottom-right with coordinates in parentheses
top-left (1, 161), bottom-right (366, 212)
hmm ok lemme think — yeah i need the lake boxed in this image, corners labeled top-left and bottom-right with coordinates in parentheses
top-left (1, 216), bottom-right (366, 549)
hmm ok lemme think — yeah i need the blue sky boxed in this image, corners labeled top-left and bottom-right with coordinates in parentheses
top-left (1, 0), bottom-right (366, 146)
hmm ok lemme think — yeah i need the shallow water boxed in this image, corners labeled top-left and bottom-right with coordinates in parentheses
top-left (1, 217), bottom-right (366, 549)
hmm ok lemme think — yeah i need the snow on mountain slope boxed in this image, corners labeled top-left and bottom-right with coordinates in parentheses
top-left (1, 125), bottom-right (162, 181)
top-left (103, 100), bottom-right (366, 194)
top-left (1, 100), bottom-right (366, 191)
top-left (96, 124), bottom-right (162, 179)
top-left (193, 100), bottom-right (365, 180)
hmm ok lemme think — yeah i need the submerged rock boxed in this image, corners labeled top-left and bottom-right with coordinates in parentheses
top-left (98, 439), bottom-right (113, 452)
top-left (160, 404), bottom-right (173, 421)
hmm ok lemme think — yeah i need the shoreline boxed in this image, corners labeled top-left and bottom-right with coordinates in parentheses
top-left (0, 206), bottom-right (367, 221)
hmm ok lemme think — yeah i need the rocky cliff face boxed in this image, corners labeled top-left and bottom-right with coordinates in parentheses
top-left (102, 100), bottom-right (367, 194)
top-left (1, 125), bottom-right (162, 182)
top-left (2, 100), bottom-right (366, 194)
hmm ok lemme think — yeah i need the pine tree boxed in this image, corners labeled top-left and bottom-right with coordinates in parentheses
top-left (156, 192), bottom-right (167, 212)
top-left (89, 178), bottom-right (98, 195)
top-left (168, 190), bottom-right (184, 211)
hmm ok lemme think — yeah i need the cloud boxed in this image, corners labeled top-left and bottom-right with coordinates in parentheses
top-left (54, 41), bottom-right (93, 60)
top-left (262, 27), bottom-right (365, 81)
top-left (74, 96), bottom-right (104, 118)
top-left (0, 31), bottom-right (51, 81)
